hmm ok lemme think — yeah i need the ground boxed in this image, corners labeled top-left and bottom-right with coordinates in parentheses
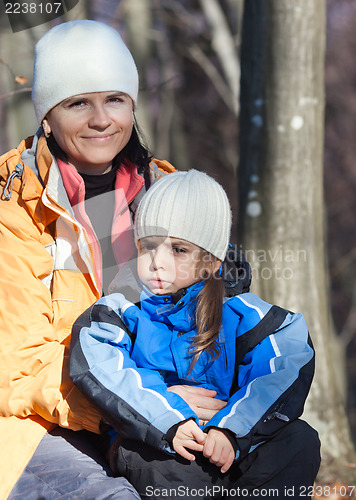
top-left (313, 482), bottom-right (356, 499)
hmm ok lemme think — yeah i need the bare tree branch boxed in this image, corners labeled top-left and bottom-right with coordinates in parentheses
top-left (188, 44), bottom-right (237, 114)
top-left (161, 0), bottom-right (239, 115)
top-left (0, 58), bottom-right (16, 79)
top-left (198, 0), bottom-right (240, 114)
top-left (0, 88), bottom-right (32, 101)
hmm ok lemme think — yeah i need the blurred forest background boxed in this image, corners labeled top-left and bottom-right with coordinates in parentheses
top-left (1, 0), bottom-right (356, 484)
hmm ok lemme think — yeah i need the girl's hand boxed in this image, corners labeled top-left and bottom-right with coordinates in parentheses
top-left (172, 420), bottom-right (206, 461)
top-left (167, 385), bottom-right (226, 424)
top-left (203, 428), bottom-right (235, 473)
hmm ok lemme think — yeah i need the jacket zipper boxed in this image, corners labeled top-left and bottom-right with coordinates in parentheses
top-left (42, 189), bottom-right (101, 296)
top-left (77, 186), bottom-right (103, 293)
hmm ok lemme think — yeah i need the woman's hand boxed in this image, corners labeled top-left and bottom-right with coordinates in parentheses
top-left (172, 420), bottom-right (206, 461)
top-left (167, 385), bottom-right (226, 425)
top-left (203, 428), bottom-right (235, 473)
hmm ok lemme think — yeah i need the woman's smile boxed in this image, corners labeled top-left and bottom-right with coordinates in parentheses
top-left (84, 133), bottom-right (116, 141)
top-left (42, 91), bottom-right (134, 174)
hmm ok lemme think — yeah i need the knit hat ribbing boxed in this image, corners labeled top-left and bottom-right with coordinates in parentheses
top-left (135, 170), bottom-right (232, 261)
top-left (32, 20), bottom-right (139, 123)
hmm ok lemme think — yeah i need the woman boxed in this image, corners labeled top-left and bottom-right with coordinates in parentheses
top-left (0, 20), bottom-right (224, 499)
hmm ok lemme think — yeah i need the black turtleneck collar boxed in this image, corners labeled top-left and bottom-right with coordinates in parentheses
top-left (80, 166), bottom-right (118, 201)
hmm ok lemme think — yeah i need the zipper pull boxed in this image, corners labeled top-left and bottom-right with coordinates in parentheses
top-left (264, 411), bottom-right (290, 422)
top-left (2, 163), bottom-right (24, 201)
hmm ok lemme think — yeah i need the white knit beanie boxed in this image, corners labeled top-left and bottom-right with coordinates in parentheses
top-left (135, 170), bottom-right (232, 261)
top-left (32, 20), bottom-right (139, 123)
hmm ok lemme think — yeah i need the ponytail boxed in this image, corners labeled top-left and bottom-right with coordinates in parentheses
top-left (188, 264), bottom-right (225, 374)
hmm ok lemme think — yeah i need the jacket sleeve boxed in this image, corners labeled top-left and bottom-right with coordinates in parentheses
top-left (205, 294), bottom-right (315, 462)
top-left (0, 195), bottom-right (101, 433)
top-left (70, 293), bottom-right (198, 451)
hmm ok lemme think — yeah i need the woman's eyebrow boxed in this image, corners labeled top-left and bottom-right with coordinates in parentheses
top-left (62, 95), bottom-right (89, 104)
top-left (63, 92), bottom-right (127, 103)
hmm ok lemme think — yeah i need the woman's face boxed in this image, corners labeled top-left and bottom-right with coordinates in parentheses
top-left (43, 91), bottom-right (134, 174)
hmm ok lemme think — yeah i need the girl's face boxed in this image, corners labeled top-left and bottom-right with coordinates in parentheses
top-left (137, 236), bottom-right (220, 295)
top-left (42, 91), bottom-right (134, 174)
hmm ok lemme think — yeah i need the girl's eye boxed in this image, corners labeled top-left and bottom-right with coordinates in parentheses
top-left (140, 244), bottom-right (155, 252)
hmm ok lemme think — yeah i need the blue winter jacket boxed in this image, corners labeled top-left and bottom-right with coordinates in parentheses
top-left (70, 281), bottom-right (315, 461)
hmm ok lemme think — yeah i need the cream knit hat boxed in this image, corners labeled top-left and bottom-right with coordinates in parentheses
top-left (32, 20), bottom-right (139, 123)
top-left (135, 170), bottom-right (232, 261)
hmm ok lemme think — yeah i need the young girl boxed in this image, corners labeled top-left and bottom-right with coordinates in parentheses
top-left (70, 170), bottom-right (320, 499)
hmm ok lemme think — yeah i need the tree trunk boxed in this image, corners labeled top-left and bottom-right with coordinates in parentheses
top-left (238, 0), bottom-right (356, 482)
top-left (0, 27), bottom-right (37, 150)
top-left (123, 0), bottom-right (154, 148)
top-left (0, 1), bottom-right (89, 153)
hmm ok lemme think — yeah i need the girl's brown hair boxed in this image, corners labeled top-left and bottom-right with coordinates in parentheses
top-left (188, 251), bottom-right (226, 374)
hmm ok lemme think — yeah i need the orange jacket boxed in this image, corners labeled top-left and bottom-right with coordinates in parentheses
top-left (0, 132), bottom-right (174, 499)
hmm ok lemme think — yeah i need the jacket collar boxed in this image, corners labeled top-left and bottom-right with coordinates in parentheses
top-left (0, 131), bottom-right (60, 231)
top-left (140, 281), bottom-right (204, 329)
